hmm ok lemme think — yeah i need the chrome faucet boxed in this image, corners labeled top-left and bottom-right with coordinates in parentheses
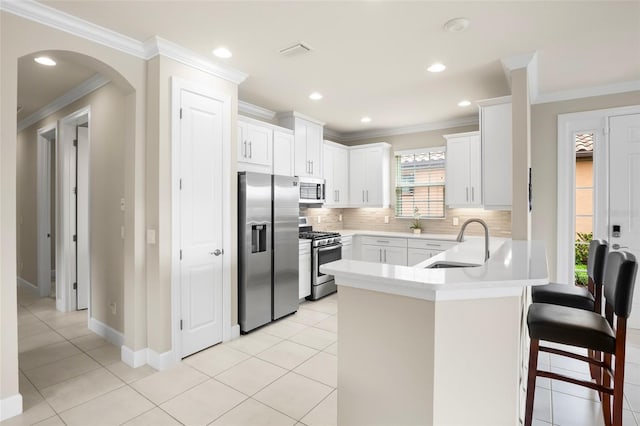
top-left (456, 218), bottom-right (490, 262)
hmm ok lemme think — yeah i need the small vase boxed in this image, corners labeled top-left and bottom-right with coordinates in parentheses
top-left (413, 229), bottom-right (422, 234)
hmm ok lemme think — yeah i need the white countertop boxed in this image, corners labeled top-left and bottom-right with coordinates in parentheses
top-left (320, 238), bottom-right (548, 301)
top-left (337, 229), bottom-right (459, 241)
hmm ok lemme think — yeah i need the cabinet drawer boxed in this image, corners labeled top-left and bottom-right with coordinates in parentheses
top-left (360, 236), bottom-right (407, 248)
top-left (407, 239), bottom-right (457, 251)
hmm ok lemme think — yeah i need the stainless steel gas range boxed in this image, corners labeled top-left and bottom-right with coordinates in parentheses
top-left (299, 219), bottom-right (341, 300)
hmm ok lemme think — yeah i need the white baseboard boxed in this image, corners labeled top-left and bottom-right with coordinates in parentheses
top-left (17, 277), bottom-right (38, 295)
top-left (230, 324), bottom-right (240, 340)
top-left (121, 346), bottom-right (148, 368)
top-left (0, 393), bottom-right (23, 421)
top-left (88, 318), bottom-right (124, 348)
top-left (147, 348), bottom-right (176, 371)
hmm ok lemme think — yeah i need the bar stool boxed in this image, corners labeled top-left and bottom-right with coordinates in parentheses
top-left (532, 239), bottom-right (608, 313)
top-left (524, 251), bottom-right (638, 426)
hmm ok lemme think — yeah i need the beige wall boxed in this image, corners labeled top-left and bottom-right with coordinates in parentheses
top-left (530, 91), bottom-right (640, 281)
top-left (16, 83), bottom-right (128, 333)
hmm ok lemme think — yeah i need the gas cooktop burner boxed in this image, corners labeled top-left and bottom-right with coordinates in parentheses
top-left (299, 231), bottom-right (341, 240)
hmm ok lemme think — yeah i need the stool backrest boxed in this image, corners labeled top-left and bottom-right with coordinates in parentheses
top-left (603, 251), bottom-right (638, 318)
top-left (587, 239), bottom-right (608, 284)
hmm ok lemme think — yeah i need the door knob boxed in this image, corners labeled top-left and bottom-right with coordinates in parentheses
top-left (212, 249), bottom-right (223, 256)
top-left (612, 244), bottom-right (628, 250)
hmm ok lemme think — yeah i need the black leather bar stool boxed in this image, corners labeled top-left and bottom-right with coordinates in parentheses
top-left (532, 239), bottom-right (608, 313)
top-left (524, 251), bottom-right (638, 426)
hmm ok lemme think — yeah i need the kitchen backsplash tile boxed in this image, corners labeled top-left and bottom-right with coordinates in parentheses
top-left (301, 206), bottom-right (511, 237)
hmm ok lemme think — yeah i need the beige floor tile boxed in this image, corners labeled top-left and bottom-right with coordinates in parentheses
top-left (87, 344), bottom-right (121, 366)
top-left (293, 352), bottom-right (337, 388)
top-left (183, 344), bottom-right (250, 377)
top-left (131, 362), bottom-right (208, 404)
top-left (289, 327), bottom-right (336, 350)
top-left (32, 415), bottom-right (65, 426)
top-left (532, 420), bottom-right (552, 426)
top-left (18, 330), bottom-right (65, 353)
top-left (40, 368), bottom-right (124, 412)
top-left (19, 341), bottom-right (81, 371)
top-left (18, 311), bottom-right (42, 326)
top-left (24, 352), bottom-right (101, 390)
top-left (210, 398), bottom-right (296, 426)
top-left (69, 333), bottom-right (110, 351)
top-left (106, 361), bottom-right (156, 384)
top-left (122, 408), bottom-right (182, 426)
top-left (43, 311), bottom-right (87, 330)
top-left (254, 372), bottom-right (333, 420)
top-left (552, 391), bottom-right (606, 426)
top-left (625, 382), bottom-right (640, 411)
top-left (55, 323), bottom-right (93, 340)
top-left (287, 309), bottom-right (330, 326)
top-left (533, 387), bottom-right (552, 423)
top-left (257, 340), bottom-right (319, 370)
top-left (160, 379), bottom-right (246, 425)
top-left (59, 386), bottom-right (154, 426)
top-left (312, 316), bottom-right (337, 333)
top-left (226, 331), bottom-right (283, 355)
top-left (18, 321), bottom-right (52, 339)
top-left (323, 342), bottom-right (337, 356)
top-left (261, 319), bottom-right (308, 339)
top-left (550, 366), bottom-right (603, 402)
top-left (18, 371), bottom-right (45, 409)
top-left (216, 357), bottom-right (287, 396)
top-left (300, 299), bottom-right (338, 315)
top-left (0, 401), bottom-right (56, 426)
top-left (300, 390), bottom-right (337, 426)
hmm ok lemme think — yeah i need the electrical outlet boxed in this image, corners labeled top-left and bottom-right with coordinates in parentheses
top-left (384, 215), bottom-right (389, 224)
top-left (120, 226), bottom-right (125, 239)
top-left (453, 217), bottom-right (459, 226)
top-left (147, 229), bottom-right (156, 244)
top-left (120, 198), bottom-right (125, 211)
top-left (339, 214), bottom-right (343, 222)
top-left (317, 216), bottom-right (322, 224)
top-left (109, 302), bottom-right (117, 315)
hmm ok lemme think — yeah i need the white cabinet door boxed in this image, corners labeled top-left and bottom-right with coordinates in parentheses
top-left (407, 248), bottom-right (432, 266)
top-left (349, 143), bottom-right (390, 207)
top-left (361, 245), bottom-right (383, 263)
top-left (445, 132), bottom-right (481, 207)
top-left (273, 130), bottom-right (294, 176)
top-left (349, 149), bottom-right (368, 205)
top-left (480, 99), bottom-right (512, 210)
top-left (299, 242), bottom-right (311, 299)
top-left (238, 120), bottom-right (273, 173)
top-left (294, 121), bottom-right (308, 176)
top-left (324, 141), bottom-right (349, 206)
top-left (306, 122), bottom-right (323, 178)
top-left (293, 117), bottom-right (323, 178)
top-left (383, 246), bottom-right (407, 266)
top-left (342, 236), bottom-right (353, 260)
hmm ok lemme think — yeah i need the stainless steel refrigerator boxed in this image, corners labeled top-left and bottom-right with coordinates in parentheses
top-left (238, 172), bottom-right (299, 333)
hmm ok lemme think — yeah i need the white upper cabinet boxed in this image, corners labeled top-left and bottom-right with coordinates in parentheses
top-left (237, 117), bottom-right (273, 173)
top-left (349, 143), bottom-right (391, 208)
top-left (323, 140), bottom-right (349, 207)
top-left (278, 112), bottom-right (324, 179)
top-left (273, 129), bottom-right (295, 176)
top-left (478, 96), bottom-right (512, 210)
top-left (444, 131), bottom-right (482, 208)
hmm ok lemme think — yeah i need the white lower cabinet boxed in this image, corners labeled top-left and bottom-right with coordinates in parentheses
top-left (407, 248), bottom-right (437, 266)
top-left (360, 236), bottom-right (408, 266)
top-left (299, 240), bottom-right (311, 299)
top-left (341, 235), bottom-right (353, 260)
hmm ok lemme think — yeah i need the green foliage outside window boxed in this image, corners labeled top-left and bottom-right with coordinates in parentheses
top-left (574, 232), bottom-right (592, 287)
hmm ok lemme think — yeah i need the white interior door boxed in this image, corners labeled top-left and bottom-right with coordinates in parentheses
top-left (76, 126), bottom-right (90, 310)
top-left (179, 89), bottom-right (224, 357)
top-left (37, 131), bottom-right (53, 297)
top-left (609, 113), bottom-right (640, 328)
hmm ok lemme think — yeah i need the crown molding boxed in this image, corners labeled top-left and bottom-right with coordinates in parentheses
top-left (144, 36), bottom-right (248, 85)
top-left (0, 0), bottom-right (146, 58)
top-left (238, 100), bottom-right (276, 121)
top-left (333, 115), bottom-right (479, 143)
top-left (17, 73), bottom-right (110, 132)
top-left (501, 52), bottom-right (539, 101)
top-left (322, 127), bottom-right (342, 141)
top-left (1, 0), bottom-right (248, 84)
top-left (275, 111), bottom-right (326, 126)
top-left (533, 80), bottom-right (640, 105)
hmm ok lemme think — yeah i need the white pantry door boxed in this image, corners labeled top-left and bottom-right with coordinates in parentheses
top-left (179, 89), bottom-right (224, 357)
top-left (609, 113), bottom-right (640, 328)
top-left (76, 126), bottom-right (90, 310)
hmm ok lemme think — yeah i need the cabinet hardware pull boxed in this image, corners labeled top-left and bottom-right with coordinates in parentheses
top-left (337, 190), bottom-right (339, 202)
top-left (384, 249), bottom-right (387, 263)
top-left (243, 141), bottom-right (247, 158)
top-left (376, 240), bottom-right (389, 244)
top-left (249, 141), bottom-right (252, 159)
top-left (466, 187), bottom-right (469, 202)
top-left (471, 186), bottom-right (474, 202)
top-left (366, 190), bottom-right (369, 202)
top-left (362, 190), bottom-right (365, 203)
top-left (311, 161), bottom-right (313, 174)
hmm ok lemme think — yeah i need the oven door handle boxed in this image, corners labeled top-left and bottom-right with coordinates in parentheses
top-left (317, 244), bottom-right (342, 253)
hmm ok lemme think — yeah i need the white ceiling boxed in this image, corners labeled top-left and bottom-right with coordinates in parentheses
top-left (18, 1), bottom-right (640, 136)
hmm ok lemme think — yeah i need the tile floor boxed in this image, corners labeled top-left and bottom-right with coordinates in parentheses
top-left (4, 286), bottom-right (640, 425)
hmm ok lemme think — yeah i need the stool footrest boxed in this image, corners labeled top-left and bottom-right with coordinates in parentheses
top-left (537, 370), bottom-right (613, 395)
top-left (540, 346), bottom-right (606, 367)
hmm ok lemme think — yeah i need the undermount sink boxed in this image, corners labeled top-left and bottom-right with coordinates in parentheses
top-left (426, 261), bottom-right (481, 269)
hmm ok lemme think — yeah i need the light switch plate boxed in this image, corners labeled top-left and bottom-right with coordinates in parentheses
top-left (453, 217), bottom-right (459, 226)
top-left (147, 229), bottom-right (156, 244)
top-left (384, 216), bottom-right (389, 224)
top-left (339, 214), bottom-right (343, 222)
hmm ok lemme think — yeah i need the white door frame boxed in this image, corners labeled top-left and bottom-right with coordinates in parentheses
top-left (37, 124), bottom-right (56, 298)
top-left (170, 76), bottom-right (233, 362)
top-left (557, 105), bottom-right (640, 285)
top-left (57, 107), bottom-right (91, 313)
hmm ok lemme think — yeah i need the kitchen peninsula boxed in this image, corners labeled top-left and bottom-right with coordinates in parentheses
top-left (320, 238), bottom-right (548, 426)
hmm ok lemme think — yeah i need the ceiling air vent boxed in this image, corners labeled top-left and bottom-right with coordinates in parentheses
top-left (279, 42), bottom-right (312, 56)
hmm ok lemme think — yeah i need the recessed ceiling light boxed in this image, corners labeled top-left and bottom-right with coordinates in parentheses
top-left (212, 47), bottom-right (232, 59)
top-left (444, 17), bottom-right (471, 33)
top-left (427, 63), bottom-right (446, 73)
top-left (34, 56), bottom-right (56, 66)
top-left (361, 116), bottom-right (372, 123)
top-left (309, 92), bottom-right (323, 100)
top-left (458, 100), bottom-right (471, 107)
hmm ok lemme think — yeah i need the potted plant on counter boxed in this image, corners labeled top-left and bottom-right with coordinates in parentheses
top-left (410, 207), bottom-right (422, 234)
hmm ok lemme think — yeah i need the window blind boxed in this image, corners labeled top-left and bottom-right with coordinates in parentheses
top-left (395, 149), bottom-right (446, 218)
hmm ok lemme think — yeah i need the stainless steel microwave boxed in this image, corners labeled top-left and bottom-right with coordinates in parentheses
top-left (299, 177), bottom-right (325, 204)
